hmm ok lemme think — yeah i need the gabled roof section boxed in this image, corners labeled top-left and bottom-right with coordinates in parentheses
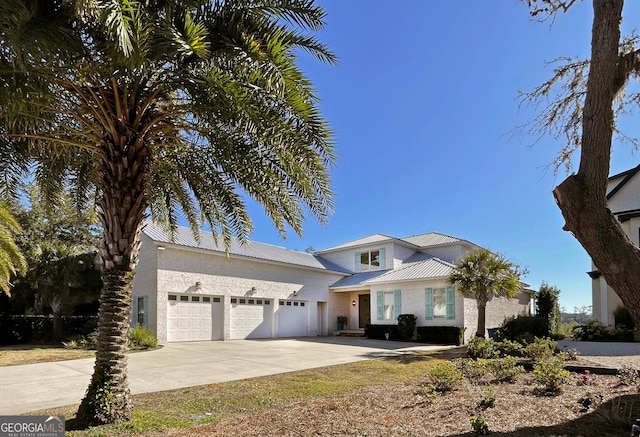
top-left (400, 232), bottom-right (470, 248)
top-left (607, 163), bottom-right (640, 200)
top-left (363, 255), bottom-right (457, 285)
top-left (143, 222), bottom-right (350, 274)
top-left (316, 234), bottom-right (418, 254)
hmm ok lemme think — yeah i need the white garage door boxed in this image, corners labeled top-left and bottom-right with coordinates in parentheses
top-left (230, 298), bottom-right (273, 339)
top-left (167, 294), bottom-right (223, 342)
top-left (277, 300), bottom-right (308, 337)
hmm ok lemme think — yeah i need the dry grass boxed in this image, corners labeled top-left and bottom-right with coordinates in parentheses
top-left (0, 346), bottom-right (93, 366)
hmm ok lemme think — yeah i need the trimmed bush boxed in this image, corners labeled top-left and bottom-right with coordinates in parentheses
top-left (365, 324), bottom-right (400, 340)
top-left (416, 326), bottom-right (465, 345)
top-left (467, 337), bottom-right (497, 359)
top-left (428, 361), bottom-right (463, 392)
top-left (498, 316), bottom-right (549, 341)
top-left (397, 314), bottom-right (417, 341)
top-left (533, 357), bottom-right (570, 392)
top-left (486, 357), bottom-right (524, 382)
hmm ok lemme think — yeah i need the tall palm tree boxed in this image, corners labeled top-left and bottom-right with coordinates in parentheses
top-left (2, 0), bottom-right (335, 426)
top-left (449, 248), bottom-right (524, 338)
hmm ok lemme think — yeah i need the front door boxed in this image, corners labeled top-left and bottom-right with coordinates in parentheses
top-left (358, 294), bottom-right (370, 328)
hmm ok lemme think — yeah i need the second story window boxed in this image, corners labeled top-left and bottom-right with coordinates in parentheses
top-left (356, 248), bottom-right (386, 272)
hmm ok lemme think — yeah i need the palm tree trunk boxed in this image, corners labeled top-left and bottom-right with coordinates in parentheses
top-left (75, 270), bottom-right (134, 425)
top-left (476, 301), bottom-right (487, 338)
top-left (75, 83), bottom-right (149, 426)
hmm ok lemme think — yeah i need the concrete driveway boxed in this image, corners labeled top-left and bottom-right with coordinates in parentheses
top-left (0, 337), bottom-right (454, 415)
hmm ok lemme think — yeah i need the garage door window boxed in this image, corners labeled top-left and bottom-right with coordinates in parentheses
top-left (180, 295), bottom-right (189, 301)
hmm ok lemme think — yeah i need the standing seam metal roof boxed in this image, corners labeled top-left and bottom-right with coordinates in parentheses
top-left (362, 256), bottom-right (457, 284)
top-left (143, 222), bottom-right (350, 274)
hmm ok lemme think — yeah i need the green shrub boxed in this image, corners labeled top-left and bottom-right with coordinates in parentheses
top-left (453, 358), bottom-right (488, 382)
top-left (365, 324), bottom-right (400, 340)
top-left (571, 319), bottom-right (634, 342)
top-left (495, 339), bottom-right (523, 357)
top-left (498, 316), bottom-right (549, 341)
top-left (470, 415), bottom-right (490, 434)
top-left (486, 357), bottom-right (524, 383)
top-left (478, 386), bottom-right (495, 409)
top-left (533, 357), bottom-right (570, 392)
top-left (523, 337), bottom-right (557, 361)
top-left (613, 305), bottom-right (636, 330)
top-left (428, 361), bottom-right (463, 392)
top-left (63, 328), bottom-right (98, 350)
top-left (467, 337), bottom-right (498, 359)
top-left (416, 325), bottom-right (465, 345)
top-left (397, 314), bottom-right (417, 341)
top-left (129, 325), bottom-right (158, 350)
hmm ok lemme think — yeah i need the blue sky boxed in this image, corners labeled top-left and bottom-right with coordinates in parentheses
top-left (240, 1), bottom-right (640, 312)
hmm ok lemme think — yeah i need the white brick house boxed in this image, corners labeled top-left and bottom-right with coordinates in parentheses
top-left (132, 222), bottom-right (534, 345)
top-left (590, 164), bottom-right (640, 326)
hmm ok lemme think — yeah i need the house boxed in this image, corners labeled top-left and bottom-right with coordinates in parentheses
top-left (590, 164), bottom-right (640, 326)
top-left (132, 221), bottom-right (534, 345)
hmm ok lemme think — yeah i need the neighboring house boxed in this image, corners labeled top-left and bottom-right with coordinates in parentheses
top-left (590, 164), bottom-right (640, 326)
top-left (133, 222), bottom-right (534, 345)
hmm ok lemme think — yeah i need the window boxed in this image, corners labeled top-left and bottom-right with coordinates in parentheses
top-left (168, 295), bottom-right (177, 301)
top-left (192, 296), bottom-right (200, 302)
top-left (355, 248), bottom-right (386, 272)
top-left (213, 297), bottom-right (221, 303)
top-left (231, 298), bottom-right (237, 304)
top-left (202, 297), bottom-right (211, 302)
top-left (133, 296), bottom-right (148, 328)
top-left (180, 295), bottom-right (189, 301)
top-left (425, 287), bottom-right (455, 320)
top-left (376, 290), bottom-right (401, 320)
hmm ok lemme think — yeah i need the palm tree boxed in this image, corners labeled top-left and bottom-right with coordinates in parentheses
top-left (449, 248), bottom-right (524, 338)
top-left (0, 201), bottom-right (27, 294)
top-left (2, 0), bottom-right (335, 426)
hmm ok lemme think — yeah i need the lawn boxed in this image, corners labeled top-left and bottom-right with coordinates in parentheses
top-left (0, 346), bottom-right (93, 366)
top-left (18, 346), bottom-right (640, 437)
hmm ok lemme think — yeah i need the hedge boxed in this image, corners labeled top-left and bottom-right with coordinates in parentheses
top-left (416, 326), bottom-right (465, 345)
top-left (0, 315), bottom-right (98, 345)
top-left (365, 324), bottom-right (401, 340)
top-left (498, 316), bottom-right (549, 341)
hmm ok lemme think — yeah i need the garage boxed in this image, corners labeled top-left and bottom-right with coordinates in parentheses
top-left (167, 294), bottom-right (223, 342)
top-left (229, 298), bottom-right (273, 339)
top-left (277, 300), bottom-right (308, 337)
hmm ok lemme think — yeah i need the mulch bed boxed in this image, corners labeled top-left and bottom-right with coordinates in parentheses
top-left (140, 363), bottom-right (640, 437)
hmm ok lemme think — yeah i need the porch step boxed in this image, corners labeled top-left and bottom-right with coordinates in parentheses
top-left (336, 329), bottom-right (365, 337)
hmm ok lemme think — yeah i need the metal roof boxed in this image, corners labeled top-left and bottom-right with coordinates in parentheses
top-left (363, 256), bottom-right (457, 284)
top-left (400, 232), bottom-right (464, 248)
top-left (316, 234), bottom-right (398, 253)
top-left (143, 221), bottom-right (350, 274)
top-left (330, 270), bottom-right (390, 288)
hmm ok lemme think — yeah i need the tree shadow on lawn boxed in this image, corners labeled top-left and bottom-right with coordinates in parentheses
top-left (445, 393), bottom-right (640, 437)
top-left (374, 346), bottom-right (467, 365)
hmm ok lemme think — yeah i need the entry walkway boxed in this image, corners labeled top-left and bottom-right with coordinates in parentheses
top-left (0, 337), bottom-right (454, 415)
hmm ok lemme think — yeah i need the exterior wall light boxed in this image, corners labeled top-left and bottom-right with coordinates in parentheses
top-left (352, 300), bottom-right (356, 307)
top-left (195, 281), bottom-right (202, 290)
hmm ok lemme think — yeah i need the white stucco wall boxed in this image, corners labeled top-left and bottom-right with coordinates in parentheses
top-left (423, 245), bottom-right (466, 264)
top-left (147, 245), bottom-right (343, 344)
top-left (131, 234), bottom-right (160, 337)
top-left (463, 292), bottom-right (533, 343)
